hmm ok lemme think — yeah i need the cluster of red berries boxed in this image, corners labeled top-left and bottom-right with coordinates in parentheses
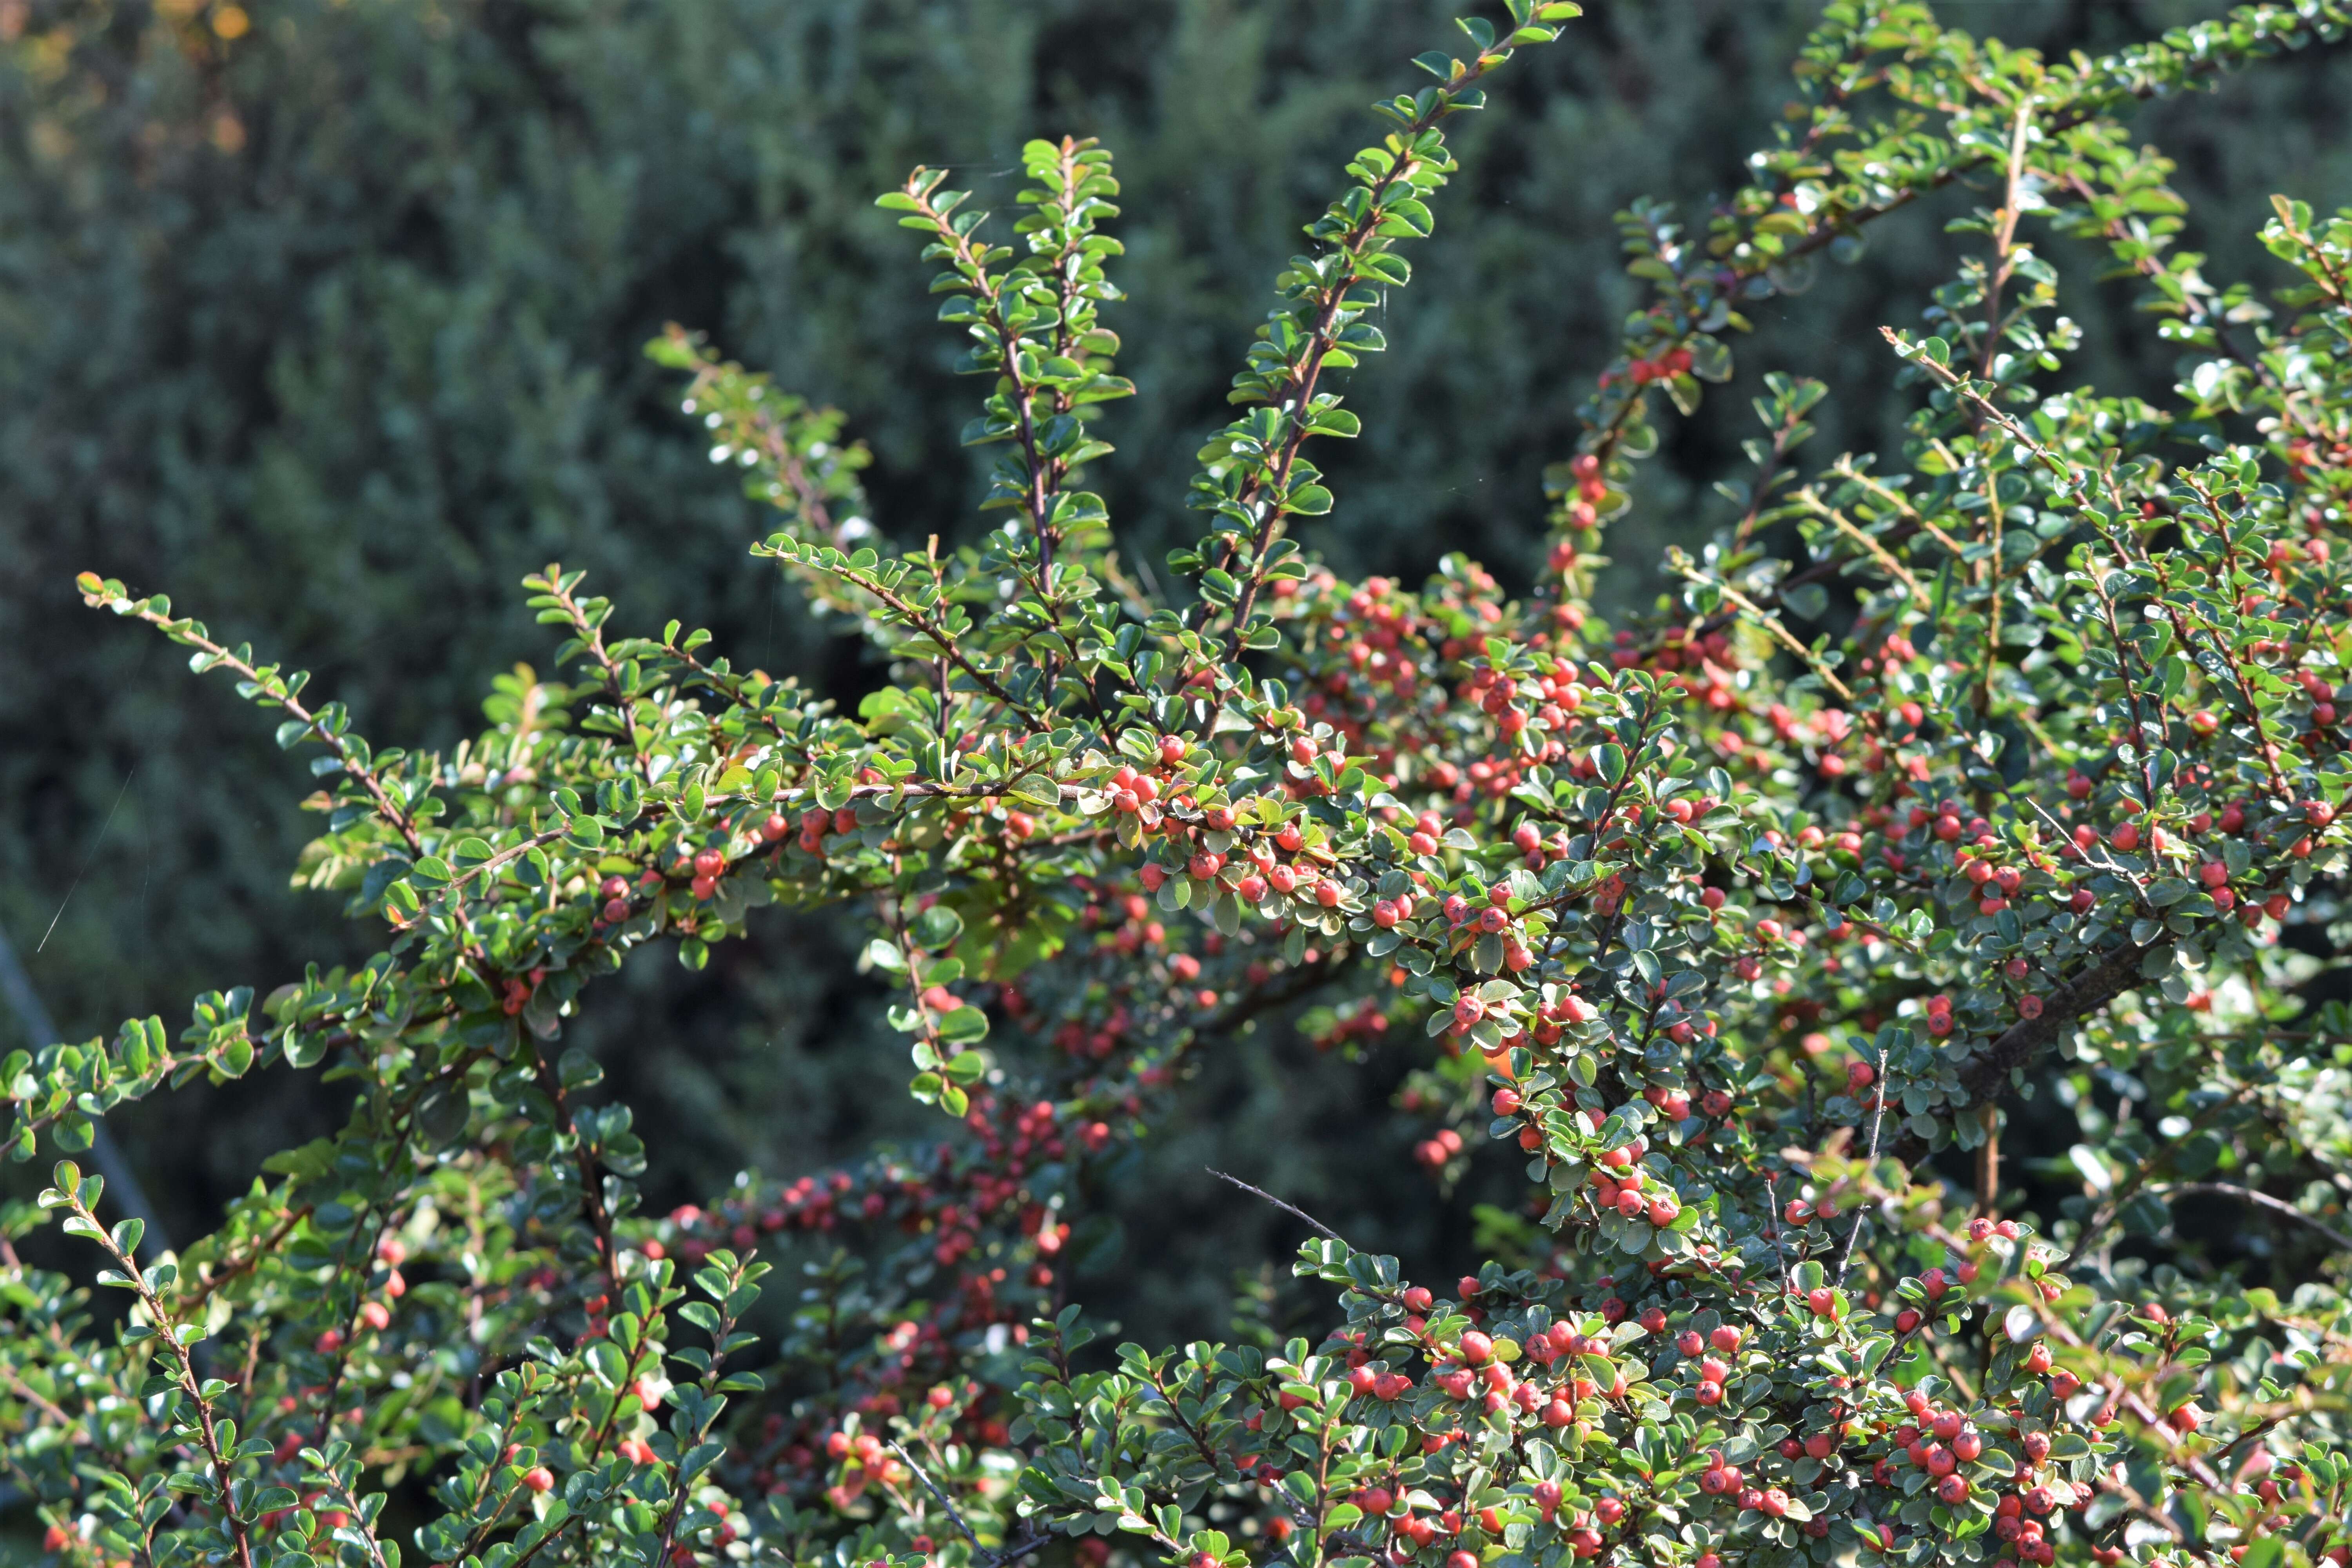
top-left (1582, 1121), bottom-right (1681, 1229)
top-left (621, 1093), bottom-right (1120, 1505)
top-left (793, 804), bottom-right (857, 857)
top-left (498, 966), bottom-right (548, 1014)
top-left (1871, 1394), bottom-right (1987, 1505)
top-left (1324, 576), bottom-right (1428, 695)
top-left (1595, 345), bottom-right (1695, 390)
top-left (1695, 1447), bottom-right (1803, 1525)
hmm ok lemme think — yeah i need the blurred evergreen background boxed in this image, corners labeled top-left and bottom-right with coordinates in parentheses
top-left (5, 0), bottom-right (2351, 1345)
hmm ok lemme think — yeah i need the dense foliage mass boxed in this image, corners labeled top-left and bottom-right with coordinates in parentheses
top-left (13, 3), bottom-right (2352, 1568)
top-left (17, 1), bottom-right (2352, 1227)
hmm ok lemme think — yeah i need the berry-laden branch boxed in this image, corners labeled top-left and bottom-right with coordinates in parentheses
top-left (20, 6), bottom-right (2352, 1568)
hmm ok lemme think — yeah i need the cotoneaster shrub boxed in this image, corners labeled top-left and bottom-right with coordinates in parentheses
top-left (12, 3), bottom-right (2352, 1567)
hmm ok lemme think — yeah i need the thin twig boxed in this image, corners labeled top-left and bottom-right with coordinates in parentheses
top-left (1764, 1172), bottom-right (1793, 1298)
top-left (1681, 566), bottom-right (1856, 702)
top-left (1208, 1169), bottom-right (1350, 1247)
top-left (1833, 1050), bottom-right (1892, 1285)
top-left (889, 1441), bottom-right (984, 1555)
top-left (2196, 1414), bottom-right (2290, 1481)
top-left (1974, 1104), bottom-right (2001, 1218)
top-left (106, 597), bottom-right (424, 856)
top-left (55, 1183), bottom-right (256, 1568)
top-left (887, 1442), bottom-right (1049, 1567)
top-left (1828, 456), bottom-right (1973, 559)
top-left (1793, 495), bottom-right (1933, 606)
top-left (2057, 1085), bottom-right (2259, 1270)
top-left (1975, 96), bottom-right (2034, 381)
top-left (2157, 1183), bottom-right (2352, 1254)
